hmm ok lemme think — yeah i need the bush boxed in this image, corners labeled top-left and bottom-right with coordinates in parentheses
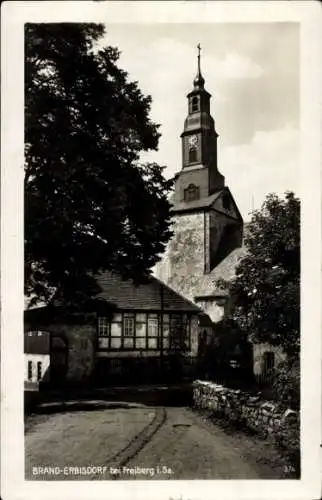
top-left (271, 359), bottom-right (300, 410)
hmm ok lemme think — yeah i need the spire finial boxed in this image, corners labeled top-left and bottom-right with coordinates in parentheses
top-left (197, 43), bottom-right (201, 66)
top-left (194, 43), bottom-right (205, 89)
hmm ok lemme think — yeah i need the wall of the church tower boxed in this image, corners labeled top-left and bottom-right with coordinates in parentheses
top-left (163, 212), bottom-right (205, 304)
top-left (154, 208), bottom-right (246, 325)
top-left (207, 211), bottom-right (226, 272)
top-left (208, 211), bottom-right (243, 271)
top-left (173, 168), bottom-right (209, 205)
top-left (154, 211), bottom-right (229, 322)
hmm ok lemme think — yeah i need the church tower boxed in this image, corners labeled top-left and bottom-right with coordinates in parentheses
top-left (174, 44), bottom-right (225, 206)
top-left (155, 46), bottom-right (244, 324)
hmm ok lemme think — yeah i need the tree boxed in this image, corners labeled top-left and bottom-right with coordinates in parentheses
top-left (25, 23), bottom-right (174, 306)
top-left (271, 358), bottom-right (300, 410)
top-left (218, 192), bottom-right (300, 360)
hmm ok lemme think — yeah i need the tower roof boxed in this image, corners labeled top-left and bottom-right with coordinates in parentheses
top-left (187, 44), bottom-right (211, 98)
top-left (193, 43), bottom-right (205, 90)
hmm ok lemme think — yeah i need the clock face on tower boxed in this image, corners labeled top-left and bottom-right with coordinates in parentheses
top-left (188, 134), bottom-right (198, 148)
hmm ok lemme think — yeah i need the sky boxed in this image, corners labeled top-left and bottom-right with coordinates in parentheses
top-left (100, 22), bottom-right (299, 221)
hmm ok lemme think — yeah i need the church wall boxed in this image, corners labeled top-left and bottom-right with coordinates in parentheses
top-left (207, 211), bottom-right (226, 271)
top-left (202, 130), bottom-right (217, 167)
top-left (209, 171), bottom-right (225, 193)
top-left (173, 168), bottom-right (209, 204)
top-left (206, 144), bottom-right (225, 193)
top-left (214, 194), bottom-right (237, 219)
top-left (158, 212), bottom-right (206, 304)
top-left (161, 208), bottom-right (236, 289)
top-left (207, 210), bottom-right (241, 272)
top-left (154, 210), bottom-right (243, 324)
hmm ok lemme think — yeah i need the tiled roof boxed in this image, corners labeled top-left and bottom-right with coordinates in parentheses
top-left (96, 272), bottom-right (202, 313)
top-left (171, 190), bottom-right (223, 213)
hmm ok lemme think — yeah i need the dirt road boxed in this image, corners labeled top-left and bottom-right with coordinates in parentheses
top-left (25, 403), bottom-right (284, 480)
top-left (123, 407), bottom-right (284, 480)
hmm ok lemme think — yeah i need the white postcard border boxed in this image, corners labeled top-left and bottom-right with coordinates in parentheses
top-left (1, 2), bottom-right (321, 499)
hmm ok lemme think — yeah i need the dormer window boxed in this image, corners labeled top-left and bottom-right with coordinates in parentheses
top-left (184, 184), bottom-right (200, 202)
top-left (191, 96), bottom-right (199, 113)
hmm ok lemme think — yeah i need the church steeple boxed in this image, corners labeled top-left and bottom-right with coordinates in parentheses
top-left (177, 44), bottom-right (225, 203)
top-left (155, 44), bottom-right (243, 303)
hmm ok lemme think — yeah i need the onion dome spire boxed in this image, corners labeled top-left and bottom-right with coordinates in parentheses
top-left (193, 43), bottom-right (205, 89)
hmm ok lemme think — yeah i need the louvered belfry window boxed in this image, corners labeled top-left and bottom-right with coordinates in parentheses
top-left (191, 96), bottom-right (199, 112)
top-left (188, 148), bottom-right (197, 163)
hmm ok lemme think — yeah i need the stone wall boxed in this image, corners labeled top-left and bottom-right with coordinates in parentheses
top-left (193, 380), bottom-right (300, 466)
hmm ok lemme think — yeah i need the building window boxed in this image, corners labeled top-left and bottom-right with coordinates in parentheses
top-left (188, 147), bottom-right (197, 163)
top-left (184, 183), bottom-right (200, 202)
top-left (135, 313), bottom-right (147, 349)
top-left (28, 361), bottom-right (33, 381)
top-left (169, 314), bottom-right (190, 351)
top-left (98, 317), bottom-right (110, 336)
top-left (123, 313), bottom-right (135, 337)
top-left (147, 316), bottom-right (158, 337)
top-left (111, 314), bottom-right (122, 349)
top-left (191, 96), bottom-right (199, 112)
top-left (162, 314), bottom-right (170, 349)
top-left (170, 314), bottom-right (182, 350)
top-left (97, 313), bottom-right (191, 351)
top-left (37, 361), bottom-right (42, 381)
top-left (147, 314), bottom-right (159, 349)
